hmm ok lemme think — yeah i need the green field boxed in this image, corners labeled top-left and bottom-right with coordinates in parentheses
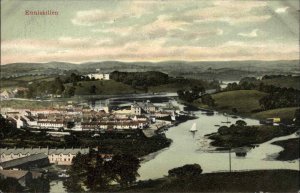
top-left (251, 107), bottom-right (299, 120)
top-left (261, 76), bottom-right (300, 90)
top-left (211, 90), bottom-right (268, 114)
top-left (0, 75), bottom-right (55, 90)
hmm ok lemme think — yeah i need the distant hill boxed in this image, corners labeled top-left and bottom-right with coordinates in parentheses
top-left (1, 60), bottom-right (299, 80)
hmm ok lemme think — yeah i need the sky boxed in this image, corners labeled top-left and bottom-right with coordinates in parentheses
top-left (1, 0), bottom-right (299, 64)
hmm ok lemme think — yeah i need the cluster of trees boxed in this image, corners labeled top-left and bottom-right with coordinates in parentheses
top-left (210, 120), bottom-right (297, 148)
top-left (225, 79), bottom-right (300, 111)
top-left (0, 114), bottom-right (19, 140)
top-left (0, 178), bottom-right (24, 192)
top-left (177, 85), bottom-right (205, 103)
top-left (64, 150), bottom-right (140, 192)
top-left (261, 75), bottom-right (292, 80)
top-left (110, 71), bottom-right (169, 89)
top-left (258, 85), bottom-right (300, 110)
top-left (17, 73), bottom-right (99, 98)
top-left (201, 94), bottom-right (216, 107)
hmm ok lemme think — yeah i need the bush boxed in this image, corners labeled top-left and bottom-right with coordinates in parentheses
top-left (236, 120), bottom-right (247, 127)
top-left (218, 126), bottom-right (230, 135)
top-left (168, 164), bottom-right (202, 178)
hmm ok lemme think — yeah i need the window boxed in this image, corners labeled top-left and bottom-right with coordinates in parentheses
top-left (64, 158), bottom-right (66, 161)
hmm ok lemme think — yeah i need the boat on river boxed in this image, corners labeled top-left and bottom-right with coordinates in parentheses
top-left (190, 122), bottom-right (197, 132)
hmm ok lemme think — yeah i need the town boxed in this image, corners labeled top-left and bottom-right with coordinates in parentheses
top-left (0, 98), bottom-right (186, 188)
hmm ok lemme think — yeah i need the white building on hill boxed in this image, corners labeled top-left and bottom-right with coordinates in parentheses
top-left (87, 73), bottom-right (110, 80)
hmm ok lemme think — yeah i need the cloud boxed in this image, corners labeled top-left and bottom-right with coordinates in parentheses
top-left (72, 2), bottom-right (155, 26)
top-left (2, 38), bottom-right (298, 64)
top-left (275, 7), bottom-right (289, 13)
top-left (184, 1), bottom-right (271, 25)
top-left (238, 29), bottom-right (259, 37)
top-left (72, 9), bottom-right (129, 26)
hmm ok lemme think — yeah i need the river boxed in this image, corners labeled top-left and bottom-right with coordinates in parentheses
top-left (137, 104), bottom-right (299, 180)
top-left (49, 98), bottom-right (299, 192)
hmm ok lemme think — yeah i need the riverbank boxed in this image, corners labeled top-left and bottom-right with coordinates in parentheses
top-left (128, 170), bottom-right (300, 192)
top-left (272, 137), bottom-right (300, 161)
top-left (192, 90), bottom-right (298, 121)
top-left (207, 124), bottom-right (298, 149)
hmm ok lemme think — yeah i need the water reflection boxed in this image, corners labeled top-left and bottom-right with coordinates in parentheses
top-left (138, 109), bottom-right (299, 180)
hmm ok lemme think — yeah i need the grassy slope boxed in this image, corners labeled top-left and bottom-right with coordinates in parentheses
top-left (0, 75), bottom-right (55, 90)
top-left (211, 90), bottom-right (268, 114)
top-left (261, 76), bottom-right (300, 90)
top-left (128, 170), bottom-right (299, 192)
top-left (252, 107), bottom-right (299, 120)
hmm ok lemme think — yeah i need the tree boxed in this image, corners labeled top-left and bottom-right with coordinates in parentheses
top-left (67, 121), bottom-right (75, 129)
top-left (28, 178), bottom-right (50, 193)
top-left (236, 120), bottom-right (247, 127)
top-left (0, 114), bottom-right (18, 140)
top-left (66, 86), bottom-right (76, 97)
top-left (232, 108), bottom-right (238, 113)
top-left (201, 94), bottom-right (215, 107)
top-left (168, 164), bottom-right (202, 178)
top-left (218, 126), bottom-right (230, 135)
top-left (90, 85), bottom-right (97, 94)
top-left (64, 153), bottom-right (85, 192)
top-left (110, 154), bottom-right (141, 187)
top-left (0, 178), bottom-right (24, 192)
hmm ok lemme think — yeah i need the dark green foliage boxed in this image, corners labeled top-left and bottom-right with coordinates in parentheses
top-left (129, 170), bottom-right (300, 192)
top-left (272, 138), bottom-right (300, 161)
top-left (65, 86), bottom-right (76, 97)
top-left (224, 79), bottom-right (300, 111)
top-left (218, 126), bottom-right (230, 135)
top-left (210, 124), bottom-right (298, 148)
top-left (0, 114), bottom-right (18, 139)
top-left (109, 154), bottom-right (140, 187)
top-left (0, 178), bottom-right (24, 192)
top-left (168, 164), bottom-right (203, 178)
top-left (232, 107), bottom-right (238, 113)
top-left (89, 85), bottom-right (97, 94)
top-left (177, 85), bottom-right (205, 103)
top-left (294, 108), bottom-right (300, 126)
top-left (110, 71), bottom-right (169, 87)
top-left (65, 150), bottom-right (141, 191)
top-left (27, 178), bottom-right (50, 193)
top-left (201, 94), bottom-right (215, 107)
top-left (235, 120), bottom-right (247, 127)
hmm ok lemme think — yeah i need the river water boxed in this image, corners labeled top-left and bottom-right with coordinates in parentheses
top-left (137, 103), bottom-right (299, 180)
top-left (49, 98), bottom-right (299, 192)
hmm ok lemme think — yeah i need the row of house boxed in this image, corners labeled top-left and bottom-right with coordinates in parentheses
top-left (0, 147), bottom-right (89, 165)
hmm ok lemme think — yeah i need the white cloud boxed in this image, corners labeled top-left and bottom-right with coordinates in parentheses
top-left (72, 2), bottom-right (155, 26)
top-left (2, 38), bottom-right (298, 64)
top-left (72, 9), bottom-right (130, 26)
top-left (238, 29), bottom-right (259, 37)
top-left (185, 1), bottom-right (270, 25)
top-left (275, 7), bottom-right (289, 13)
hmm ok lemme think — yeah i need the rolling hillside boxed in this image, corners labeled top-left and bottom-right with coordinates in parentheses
top-left (211, 90), bottom-right (268, 114)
